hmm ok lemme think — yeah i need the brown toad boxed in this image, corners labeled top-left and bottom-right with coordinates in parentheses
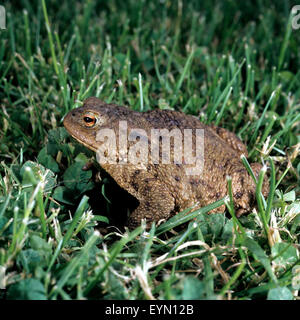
top-left (63, 97), bottom-right (269, 229)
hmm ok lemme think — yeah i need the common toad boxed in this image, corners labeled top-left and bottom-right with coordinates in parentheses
top-left (63, 97), bottom-right (269, 229)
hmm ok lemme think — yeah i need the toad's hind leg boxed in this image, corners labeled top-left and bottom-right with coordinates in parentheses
top-left (210, 125), bottom-right (248, 157)
top-left (127, 180), bottom-right (175, 229)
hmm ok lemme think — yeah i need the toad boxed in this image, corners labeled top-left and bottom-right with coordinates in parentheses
top-left (63, 97), bottom-right (269, 229)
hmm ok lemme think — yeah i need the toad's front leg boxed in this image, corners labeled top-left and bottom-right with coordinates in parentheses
top-left (127, 179), bottom-right (175, 229)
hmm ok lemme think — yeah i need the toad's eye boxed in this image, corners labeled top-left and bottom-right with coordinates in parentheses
top-left (83, 114), bottom-right (97, 127)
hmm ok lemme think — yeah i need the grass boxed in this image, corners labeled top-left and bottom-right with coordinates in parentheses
top-left (0, 0), bottom-right (299, 300)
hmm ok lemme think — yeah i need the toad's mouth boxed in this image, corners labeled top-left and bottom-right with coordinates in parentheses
top-left (66, 130), bottom-right (98, 153)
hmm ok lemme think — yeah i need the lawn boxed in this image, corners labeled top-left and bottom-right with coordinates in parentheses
top-left (0, 0), bottom-right (299, 300)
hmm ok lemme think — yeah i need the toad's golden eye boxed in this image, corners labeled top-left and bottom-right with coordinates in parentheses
top-left (83, 114), bottom-right (97, 127)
